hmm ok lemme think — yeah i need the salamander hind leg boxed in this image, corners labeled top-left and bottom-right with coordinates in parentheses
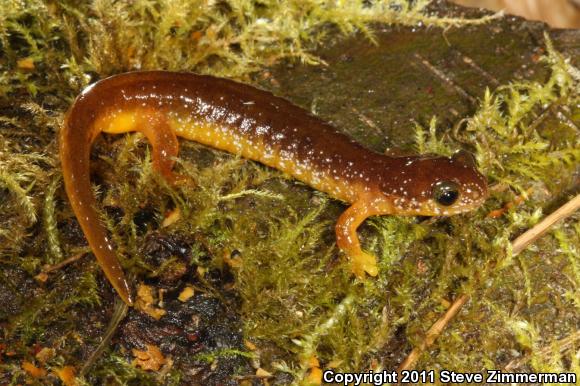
top-left (101, 109), bottom-right (184, 185)
top-left (335, 200), bottom-right (380, 278)
top-left (138, 112), bottom-right (184, 185)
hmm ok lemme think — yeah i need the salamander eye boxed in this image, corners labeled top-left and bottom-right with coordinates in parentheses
top-left (433, 181), bottom-right (460, 206)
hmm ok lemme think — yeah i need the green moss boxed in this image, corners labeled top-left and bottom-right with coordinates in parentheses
top-left (193, 348), bottom-right (254, 363)
top-left (89, 353), bottom-right (177, 386)
top-left (43, 175), bottom-right (63, 264)
top-left (0, 0), bottom-right (496, 98)
top-left (0, 134), bottom-right (49, 260)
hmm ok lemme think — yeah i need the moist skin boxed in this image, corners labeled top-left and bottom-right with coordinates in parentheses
top-left (61, 71), bottom-right (488, 305)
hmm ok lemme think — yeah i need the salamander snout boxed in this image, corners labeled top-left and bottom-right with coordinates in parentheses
top-left (381, 150), bottom-right (488, 216)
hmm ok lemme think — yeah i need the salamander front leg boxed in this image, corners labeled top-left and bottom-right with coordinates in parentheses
top-left (335, 200), bottom-right (380, 278)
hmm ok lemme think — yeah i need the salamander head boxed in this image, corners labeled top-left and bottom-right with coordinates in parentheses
top-left (379, 150), bottom-right (488, 216)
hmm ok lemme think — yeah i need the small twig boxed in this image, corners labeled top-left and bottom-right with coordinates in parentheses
top-left (397, 194), bottom-right (580, 373)
top-left (414, 53), bottom-right (477, 105)
top-left (352, 107), bottom-right (383, 136)
top-left (503, 329), bottom-right (580, 371)
top-left (454, 49), bottom-right (500, 86)
top-left (552, 106), bottom-right (580, 132)
top-left (528, 103), bottom-right (578, 134)
top-left (80, 297), bottom-right (129, 377)
top-left (41, 252), bottom-right (87, 274)
top-left (528, 103), bottom-right (555, 132)
top-left (396, 294), bottom-right (469, 373)
top-left (512, 194), bottom-right (580, 255)
top-left (35, 252), bottom-right (89, 282)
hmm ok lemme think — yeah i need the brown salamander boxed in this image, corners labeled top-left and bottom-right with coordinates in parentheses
top-left (60, 71), bottom-right (488, 305)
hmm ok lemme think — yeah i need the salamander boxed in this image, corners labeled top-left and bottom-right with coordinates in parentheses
top-left (60, 71), bottom-right (488, 305)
